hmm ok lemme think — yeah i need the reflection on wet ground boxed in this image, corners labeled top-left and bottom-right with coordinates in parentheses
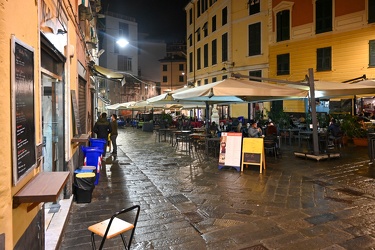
top-left (60, 129), bottom-right (375, 250)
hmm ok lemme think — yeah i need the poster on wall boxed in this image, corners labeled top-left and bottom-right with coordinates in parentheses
top-left (11, 35), bottom-right (36, 185)
top-left (218, 132), bottom-right (242, 172)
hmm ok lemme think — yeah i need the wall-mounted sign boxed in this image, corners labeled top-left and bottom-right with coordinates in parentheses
top-left (241, 138), bottom-right (265, 173)
top-left (11, 36), bottom-right (36, 185)
top-left (218, 132), bottom-right (242, 172)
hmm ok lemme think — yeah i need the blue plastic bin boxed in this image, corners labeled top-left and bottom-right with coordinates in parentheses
top-left (81, 146), bottom-right (103, 185)
top-left (89, 138), bottom-right (107, 155)
top-left (238, 116), bottom-right (244, 124)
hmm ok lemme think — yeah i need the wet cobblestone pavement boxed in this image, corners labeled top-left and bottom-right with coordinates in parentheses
top-left (60, 128), bottom-right (375, 250)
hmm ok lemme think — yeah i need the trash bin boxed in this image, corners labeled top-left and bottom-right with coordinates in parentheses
top-left (368, 133), bottom-right (375, 163)
top-left (74, 172), bottom-right (95, 203)
top-left (81, 146), bottom-right (103, 185)
top-left (79, 165), bottom-right (96, 172)
top-left (89, 138), bottom-right (107, 155)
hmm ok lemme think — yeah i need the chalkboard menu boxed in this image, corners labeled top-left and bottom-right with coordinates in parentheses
top-left (11, 36), bottom-right (36, 185)
top-left (241, 138), bottom-right (265, 173)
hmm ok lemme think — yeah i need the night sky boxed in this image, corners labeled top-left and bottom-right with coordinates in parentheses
top-left (100, 0), bottom-right (190, 42)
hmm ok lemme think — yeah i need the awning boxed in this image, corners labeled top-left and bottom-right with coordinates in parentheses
top-left (91, 65), bottom-right (124, 81)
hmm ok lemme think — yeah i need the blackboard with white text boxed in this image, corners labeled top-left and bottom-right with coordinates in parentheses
top-left (12, 36), bottom-right (36, 185)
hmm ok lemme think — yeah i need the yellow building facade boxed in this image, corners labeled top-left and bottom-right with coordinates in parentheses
top-left (186, 0), bottom-right (375, 120)
top-left (0, 0), bottom-right (100, 248)
top-left (185, 0), bottom-right (271, 120)
top-left (269, 0), bottom-right (375, 112)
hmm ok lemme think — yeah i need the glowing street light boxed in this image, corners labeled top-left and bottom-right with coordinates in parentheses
top-left (116, 38), bottom-right (129, 48)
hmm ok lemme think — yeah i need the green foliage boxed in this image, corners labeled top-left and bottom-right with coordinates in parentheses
top-left (161, 112), bottom-right (173, 125)
top-left (340, 114), bottom-right (367, 138)
top-left (265, 108), bottom-right (290, 129)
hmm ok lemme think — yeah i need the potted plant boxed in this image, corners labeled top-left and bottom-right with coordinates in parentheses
top-left (340, 114), bottom-right (368, 146)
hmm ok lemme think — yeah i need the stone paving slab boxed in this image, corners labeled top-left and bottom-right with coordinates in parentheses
top-left (59, 129), bottom-right (375, 249)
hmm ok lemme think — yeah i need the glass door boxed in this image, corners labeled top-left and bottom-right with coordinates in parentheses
top-left (42, 73), bottom-right (64, 172)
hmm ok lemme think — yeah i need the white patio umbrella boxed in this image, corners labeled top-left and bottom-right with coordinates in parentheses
top-left (289, 80), bottom-right (375, 99)
top-left (106, 101), bottom-right (136, 110)
top-left (106, 103), bottom-right (122, 110)
top-left (147, 86), bottom-right (208, 106)
top-left (172, 78), bottom-right (308, 102)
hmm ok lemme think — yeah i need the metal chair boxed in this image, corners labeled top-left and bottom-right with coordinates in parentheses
top-left (88, 205), bottom-right (140, 250)
top-left (264, 139), bottom-right (277, 159)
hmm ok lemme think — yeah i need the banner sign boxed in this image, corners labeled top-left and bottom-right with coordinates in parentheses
top-left (218, 132), bottom-right (242, 172)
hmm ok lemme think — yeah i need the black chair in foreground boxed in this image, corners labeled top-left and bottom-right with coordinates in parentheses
top-left (88, 205), bottom-right (140, 250)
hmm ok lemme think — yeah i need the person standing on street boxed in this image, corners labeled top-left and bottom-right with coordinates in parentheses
top-left (110, 114), bottom-right (118, 155)
top-left (93, 112), bottom-right (112, 155)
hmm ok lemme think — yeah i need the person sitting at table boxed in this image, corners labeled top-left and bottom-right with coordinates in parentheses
top-left (328, 118), bottom-right (342, 147)
top-left (248, 121), bottom-right (262, 138)
top-left (209, 121), bottom-right (218, 136)
top-left (218, 121), bottom-right (227, 132)
top-left (240, 123), bottom-right (249, 137)
top-left (266, 122), bottom-right (278, 136)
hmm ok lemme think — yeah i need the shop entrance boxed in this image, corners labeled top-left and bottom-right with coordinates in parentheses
top-left (42, 73), bottom-right (65, 172)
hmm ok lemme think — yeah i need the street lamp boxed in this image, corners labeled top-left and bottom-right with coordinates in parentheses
top-left (116, 38), bottom-right (129, 48)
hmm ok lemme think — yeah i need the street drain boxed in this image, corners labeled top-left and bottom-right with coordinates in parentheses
top-left (336, 188), bottom-right (364, 196)
top-left (239, 244), bottom-right (269, 250)
top-left (119, 162), bottom-right (131, 165)
top-left (167, 194), bottom-right (189, 204)
top-left (325, 196), bottom-right (353, 204)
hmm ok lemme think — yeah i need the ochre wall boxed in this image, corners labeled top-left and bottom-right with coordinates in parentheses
top-left (0, 0), bottom-right (41, 248)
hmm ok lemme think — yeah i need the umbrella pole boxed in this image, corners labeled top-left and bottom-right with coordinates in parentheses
top-left (205, 102), bottom-right (210, 133)
top-left (309, 68), bottom-right (319, 156)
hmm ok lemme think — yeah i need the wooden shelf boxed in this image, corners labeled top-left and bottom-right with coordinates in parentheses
top-left (13, 172), bottom-right (70, 212)
top-left (71, 133), bottom-right (90, 143)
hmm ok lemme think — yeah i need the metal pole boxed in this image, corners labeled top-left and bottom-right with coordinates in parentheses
top-left (308, 68), bottom-right (319, 155)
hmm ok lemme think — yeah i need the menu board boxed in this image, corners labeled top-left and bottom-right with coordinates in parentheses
top-left (11, 36), bottom-right (36, 185)
top-left (241, 138), bottom-right (265, 173)
top-left (218, 132), bottom-right (242, 171)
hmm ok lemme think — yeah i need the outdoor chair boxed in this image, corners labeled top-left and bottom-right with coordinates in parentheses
top-left (175, 132), bottom-right (192, 154)
top-left (88, 205), bottom-right (140, 250)
top-left (264, 137), bottom-right (278, 159)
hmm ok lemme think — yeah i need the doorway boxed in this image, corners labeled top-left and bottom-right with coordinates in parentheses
top-left (42, 73), bottom-right (65, 172)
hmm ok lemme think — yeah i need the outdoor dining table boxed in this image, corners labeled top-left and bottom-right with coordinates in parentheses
top-left (158, 128), bottom-right (177, 143)
top-left (171, 130), bottom-right (192, 147)
top-left (193, 127), bottom-right (206, 132)
top-left (279, 128), bottom-right (300, 145)
top-left (298, 130), bottom-right (329, 152)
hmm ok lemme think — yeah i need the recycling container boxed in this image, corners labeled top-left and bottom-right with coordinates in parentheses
top-left (74, 172), bottom-right (95, 203)
top-left (81, 146), bottom-right (103, 185)
top-left (89, 138), bottom-right (107, 155)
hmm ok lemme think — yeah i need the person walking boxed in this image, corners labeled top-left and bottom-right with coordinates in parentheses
top-left (93, 112), bottom-right (112, 155)
top-left (110, 114), bottom-right (118, 155)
